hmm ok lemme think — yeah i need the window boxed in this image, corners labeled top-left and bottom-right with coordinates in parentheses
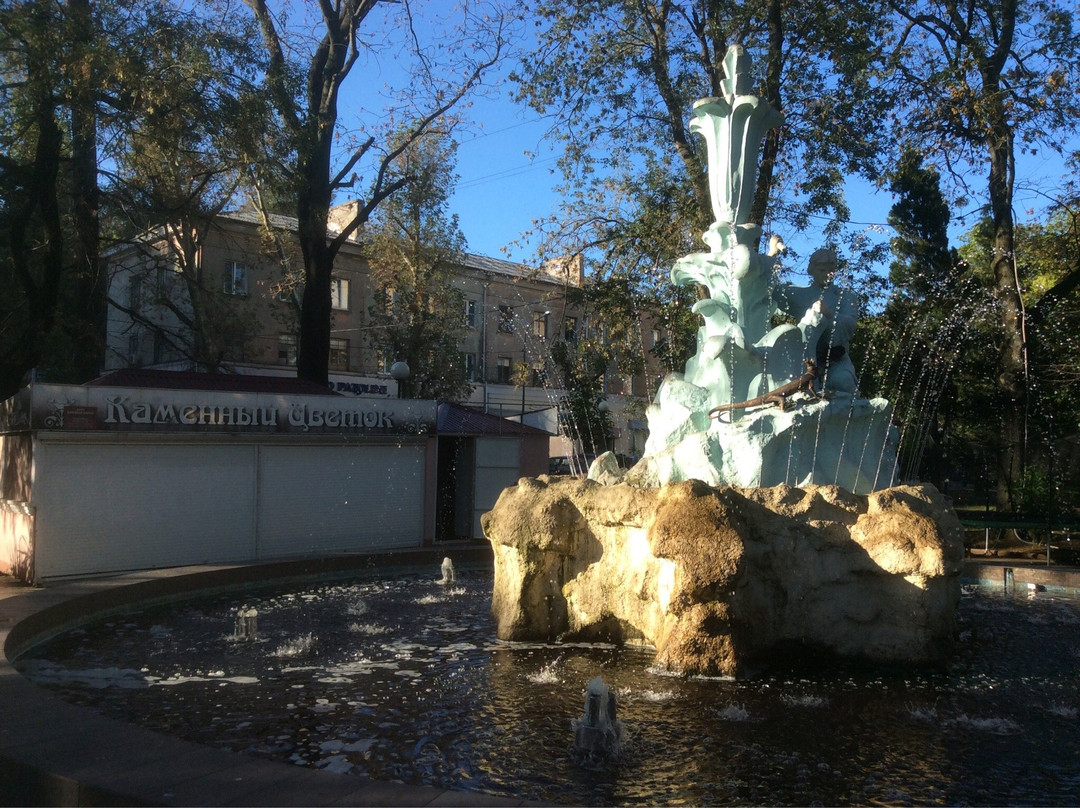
top-left (463, 352), bottom-right (477, 381)
top-left (329, 338), bottom-right (349, 371)
top-left (464, 299), bottom-right (477, 328)
top-left (531, 363), bottom-right (547, 387)
top-left (497, 305), bottom-right (515, 333)
top-left (651, 329), bottom-right (662, 347)
top-left (496, 356), bottom-right (512, 384)
top-left (127, 333), bottom-right (140, 365)
top-left (376, 350), bottom-right (395, 375)
top-left (564, 316), bottom-right (578, 342)
top-left (331, 278), bottom-right (350, 311)
top-left (278, 334), bottom-right (298, 366)
top-left (224, 261), bottom-right (248, 295)
top-left (128, 276), bottom-right (142, 313)
top-left (532, 311), bottom-right (548, 339)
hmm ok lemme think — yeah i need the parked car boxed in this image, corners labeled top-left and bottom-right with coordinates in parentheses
top-left (548, 455), bottom-right (596, 476)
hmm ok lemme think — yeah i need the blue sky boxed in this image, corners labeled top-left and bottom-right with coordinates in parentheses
top-left (447, 89), bottom-right (1077, 282)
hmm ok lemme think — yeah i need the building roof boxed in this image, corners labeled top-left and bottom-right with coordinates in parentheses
top-left (437, 403), bottom-right (552, 437)
top-left (217, 208), bottom-right (580, 286)
top-left (86, 368), bottom-right (341, 396)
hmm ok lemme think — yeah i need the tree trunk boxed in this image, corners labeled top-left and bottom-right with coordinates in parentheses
top-left (749, 0), bottom-right (783, 230)
top-left (987, 106), bottom-right (1025, 509)
top-left (67, 0), bottom-right (104, 382)
top-left (295, 147), bottom-right (335, 386)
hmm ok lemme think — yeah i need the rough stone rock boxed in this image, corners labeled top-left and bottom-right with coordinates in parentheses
top-left (481, 477), bottom-right (963, 677)
top-left (586, 452), bottom-right (626, 486)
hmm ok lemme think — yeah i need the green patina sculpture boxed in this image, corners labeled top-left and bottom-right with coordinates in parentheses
top-left (628, 45), bottom-right (897, 494)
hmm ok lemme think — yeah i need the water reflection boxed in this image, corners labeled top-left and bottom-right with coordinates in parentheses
top-left (16, 572), bottom-right (1080, 806)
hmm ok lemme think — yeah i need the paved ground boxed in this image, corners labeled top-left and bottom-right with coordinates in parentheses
top-left (0, 554), bottom-right (535, 807)
top-left (2, 553), bottom-right (1077, 807)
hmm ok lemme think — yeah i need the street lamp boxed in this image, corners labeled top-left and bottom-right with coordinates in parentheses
top-left (390, 361), bottom-right (410, 399)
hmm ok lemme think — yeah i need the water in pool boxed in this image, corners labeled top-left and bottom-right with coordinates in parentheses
top-left (16, 569), bottom-right (1080, 806)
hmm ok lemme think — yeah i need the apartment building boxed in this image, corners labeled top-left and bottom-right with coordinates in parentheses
top-left (104, 203), bottom-right (652, 459)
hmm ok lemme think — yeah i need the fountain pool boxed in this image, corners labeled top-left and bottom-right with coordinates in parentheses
top-left (15, 567), bottom-right (1080, 806)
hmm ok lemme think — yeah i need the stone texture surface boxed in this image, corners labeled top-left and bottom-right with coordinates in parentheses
top-left (482, 477), bottom-right (963, 676)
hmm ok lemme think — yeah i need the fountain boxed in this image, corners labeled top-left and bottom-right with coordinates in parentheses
top-left (438, 556), bottom-right (456, 584)
top-left (2, 44), bottom-right (1020, 808)
top-left (14, 566), bottom-right (1080, 806)
top-left (482, 45), bottom-right (962, 677)
top-left (233, 607), bottom-right (259, 641)
top-left (572, 676), bottom-right (624, 761)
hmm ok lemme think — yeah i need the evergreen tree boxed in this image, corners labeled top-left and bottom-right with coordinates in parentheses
top-left (884, 0), bottom-right (1080, 505)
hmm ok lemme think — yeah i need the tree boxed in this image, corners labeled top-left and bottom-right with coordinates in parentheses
top-left (101, 6), bottom-right (271, 371)
top-left (886, 148), bottom-right (956, 301)
top-left (0, 1), bottom-right (75, 397)
top-left (856, 150), bottom-right (983, 488)
top-left (984, 207), bottom-right (1080, 511)
top-left (884, 0), bottom-right (1080, 505)
top-left (511, 0), bottom-right (893, 416)
top-left (0, 0), bottom-right (266, 397)
top-left (514, 0), bottom-right (892, 277)
top-left (363, 135), bottom-right (472, 402)
top-left (244, 0), bottom-right (510, 386)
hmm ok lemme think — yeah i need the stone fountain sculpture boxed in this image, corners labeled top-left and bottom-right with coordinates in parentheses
top-left (624, 45), bottom-right (896, 493)
top-left (482, 46), bottom-right (962, 677)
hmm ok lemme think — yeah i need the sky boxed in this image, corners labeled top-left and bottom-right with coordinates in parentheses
top-left (446, 89), bottom-right (1077, 281)
top-left (332, 2), bottom-right (1077, 283)
top-left (446, 94), bottom-right (561, 263)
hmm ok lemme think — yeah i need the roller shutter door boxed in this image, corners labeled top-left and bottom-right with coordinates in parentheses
top-left (33, 442), bottom-right (257, 578)
top-left (255, 443), bottom-right (425, 558)
top-left (471, 437), bottom-right (519, 539)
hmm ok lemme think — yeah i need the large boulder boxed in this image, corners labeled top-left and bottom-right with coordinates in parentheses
top-left (481, 477), bottom-right (963, 677)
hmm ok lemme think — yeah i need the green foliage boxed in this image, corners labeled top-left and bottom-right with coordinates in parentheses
top-left (510, 0), bottom-right (896, 415)
top-left (364, 134), bottom-right (473, 402)
top-left (884, 0), bottom-right (1080, 502)
top-left (548, 338), bottom-right (612, 459)
top-left (513, 0), bottom-right (893, 275)
top-left (0, 0), bottom-right (268, 393)
top-left (1014, 468), bottom-right (1058, 518)
top-left (886, 148), bottom-right (955, 298)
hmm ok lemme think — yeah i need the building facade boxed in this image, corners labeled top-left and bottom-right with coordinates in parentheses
top-left (104, 204), bottom-right (660, 461)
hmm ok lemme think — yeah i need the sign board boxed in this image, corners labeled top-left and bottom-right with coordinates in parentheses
top-left (0, 384), bottom-right (438, 437)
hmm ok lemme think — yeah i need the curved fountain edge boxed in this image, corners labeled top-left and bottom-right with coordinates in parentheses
top-left (0, 546), bottom-right (542, 808)
top-left (2, 551), bottom-right (1078, 806)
